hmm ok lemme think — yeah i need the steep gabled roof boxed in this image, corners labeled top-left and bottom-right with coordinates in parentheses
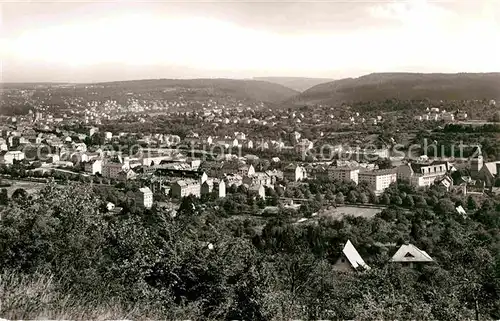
top-left (341, 240), bottom-right (371, 270)
top-left (391, 244), bottom-right (433, 263)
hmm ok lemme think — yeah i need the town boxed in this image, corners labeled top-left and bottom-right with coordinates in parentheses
top-left (2, 70), bottom-right (500, 321)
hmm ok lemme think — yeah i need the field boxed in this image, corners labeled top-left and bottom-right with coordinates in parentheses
top-left (318, 205), bottom-right (383, 220)
top-left (1, 179), bottom-right (47, 197)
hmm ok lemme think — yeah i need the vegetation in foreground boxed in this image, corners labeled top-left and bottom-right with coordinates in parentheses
top-left (1, 182), bottom-right (500, 320)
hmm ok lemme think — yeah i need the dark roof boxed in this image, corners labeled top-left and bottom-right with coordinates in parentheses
top-left (409, 161), bottom-right (448, 173)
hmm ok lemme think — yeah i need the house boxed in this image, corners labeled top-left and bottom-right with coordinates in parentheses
top-left (265, 169), bottom-right (283, 185)
top-left (215, 180), bottom-right (226, 198)
top-left (84, 159), bottom-right (102, 175)
top-left (248, 184), bottom-right (265, 199)
top-left (0, 151), bottom-right (25, 165)
top-left (201, 181), bottom-right (213, 196)
top-left (397, 161), bottom-right (451, 188)
top-left (456, 205), bottom-right (467, 217)
top-left (477, 161), bottom-right (500, 186)
top-left (171, 180), bottom-right (201, 198)
top-left (359, 169), bottom-right (397, 195)
top-left (283, 164), bottom-right (307, 182)
top-left (117, 169), bottom-right (137, 182)
top-left (328, 166), bottom-right (359, 184)
top-left (102, 160), bottom-right (130, 179)
top-left (243, 172), bottom-right (272, 187)
top-left (435, 175), bottom-right (453, 191)
top-left (104, 132), bottom-right (113, 140)
top-left (333, 240), bottom-right (371, 272)
top-left (135, 187), bottom-right (153, 209)
top-left (106, 202), bottom-right (116, 211)
top-left (391, 244), bottom-right (434, 268)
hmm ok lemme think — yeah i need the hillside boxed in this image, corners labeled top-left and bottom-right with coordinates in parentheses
top-left (290, 73), bottom-right (500, 105)
top-left (253, 77), bottom-right (334, 92)
top-left (87, 78), bottom-right (299, 104)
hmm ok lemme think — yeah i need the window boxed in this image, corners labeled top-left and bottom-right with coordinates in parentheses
top-left (404, 252), bottom-right (415, 258)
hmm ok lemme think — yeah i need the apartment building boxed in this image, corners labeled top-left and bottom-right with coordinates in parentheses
top-left (328, 166), bottom-right (360, 184)
top-left (102, 161), bottom-right (130, 179)
top-left (359, 169), bottom-right (397, 195)
top-left (283, 164), bottom-right (307, 182)
top-left (397, 161), bottom-right (450, 188)
top-left (171, 179), bottom-right (201, 198)
top-left (135, 187), bottom-right (153, 209)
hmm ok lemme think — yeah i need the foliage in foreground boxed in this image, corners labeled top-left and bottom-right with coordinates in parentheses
top-left (1, 182), bottom-right (500, 320)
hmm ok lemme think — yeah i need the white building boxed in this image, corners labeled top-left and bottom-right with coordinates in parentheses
top-left (84, 159), bottom-right (102, 175)
top-left (0, 151), bottom-right (25, 165)
top-left (397, 161), bottom-right (450, 188)
top-left (104, 132), bottom-right (113, 141)
top-left (328, 167), bottom-right (359, 184)
top-left (136, 187), bottom-right (153, 209)
top-left (358, 169), bottom-right (397, 195)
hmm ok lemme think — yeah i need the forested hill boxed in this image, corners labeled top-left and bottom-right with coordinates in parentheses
top-left (289, 72), bottom-right (500, 105)
top-left (253, 77), bottom-right (335, 92)
top-left (89, 78), bottom-right (299, 103)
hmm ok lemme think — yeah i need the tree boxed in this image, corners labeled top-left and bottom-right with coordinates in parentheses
top-left (391, 196), bottom-right (403, 206)
top-left (335, 192), bottom-right (345, 205)
top-left (314, 193), bottom-right (324, 205)
top-left (375, 158), bottom-right (393, 170)
top-left (0, 188), bottom-right (8, 205)
top-left (11, 188), bottom-right (28, 202)
top-left (382, 194), bottom-right (391, 205)
top-left (347, 190), bottom-right (358, 204)
top-left (359, 192), bottom-right (369, 204)
top-left (404, 195), bottom-right (415, 208)
top-left (436, 198), bottom-right (456, 215)
top-left (467, 196), bottom-right (478, 211)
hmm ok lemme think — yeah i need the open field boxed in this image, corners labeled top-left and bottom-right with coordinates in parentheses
top-left (318, 205), bottom-right (382, 220)
top-left (1, 179), bottom-right (47, 198)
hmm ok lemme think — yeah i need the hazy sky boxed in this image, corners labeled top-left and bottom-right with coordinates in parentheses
top-left (1, 0), bottom-right (499, 82)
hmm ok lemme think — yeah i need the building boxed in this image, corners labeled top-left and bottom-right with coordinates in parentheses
top-left (201, 181), bottom-right (212, 196)
top-left (477, 161), bottom-right (500, 186)
top-left (397, 161), bottom-right (451, 188)
top-left (359, 169), bottom-right (397, 195)
top-left (84, 159), bottom-right (102, 175)
top-left (171, 180), bottom-right (201, 198)
top-left (135, 187), bottom-right (153, 209)
top-left (391, 244), bottom-right (434, 268)
top-left (333, 240), bottom-right (370, 272)
top-left (215, 180), bottom-right (226, 198)
top-left (441, 113), bottom-right (455, 122)
top-left (102, 159), bottom-right (130, 179)
top-left (284, 164), bottom-right (307, 182)
top-left (117, 169), bottom-right (137, 182)
top-left (328, 166), bottom-right (359, 184)
top-left (243, 172), bottom-right (272, 187)
top-left (0, 151), bottom-right (25, 165)
top-left (104, 132), bottom-right (113, 141)
top-left (248, 184), bottom-right (265, 199)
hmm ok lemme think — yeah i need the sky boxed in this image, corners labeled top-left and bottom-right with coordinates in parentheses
top-left (1, 0), bottom-right (499, 83)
